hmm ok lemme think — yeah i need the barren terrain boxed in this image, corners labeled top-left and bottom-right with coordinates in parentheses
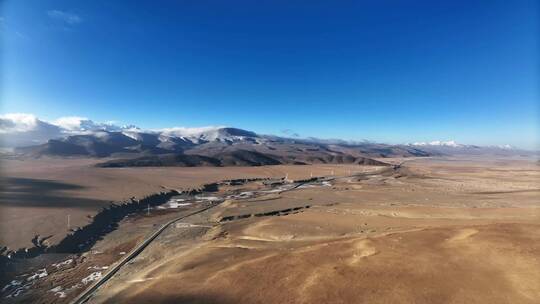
top-left (1, 157), bottom-right (367, 249)
top-left (1, 156), bottom-right (539, 303)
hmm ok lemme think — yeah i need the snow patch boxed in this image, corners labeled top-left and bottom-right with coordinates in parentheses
top-left (49, 286), bottom-right (66, 298)
top-left (87, 265), bottom-right (109, 270)
top-left (194, 195), bottom-right (220, 201)
top-left (82, 272), bottom-right (102, 285)
top-left (2, 280), bottom-right (21, 292)
top-left (27, 268), bottom-right (48, 281)
top-left (52, 258), bottom-right (73, 268)
top-left (2, 280), bottom-right (31, 298)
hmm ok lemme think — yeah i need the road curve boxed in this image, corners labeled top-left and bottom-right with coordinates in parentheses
top-left (70, 203), bottom-right (219, 304)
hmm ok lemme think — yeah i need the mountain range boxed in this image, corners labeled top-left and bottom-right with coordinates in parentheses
top-left (1, 114), bottom-right (534, 168)
top-left (13, 127), bottom-right (421, 166)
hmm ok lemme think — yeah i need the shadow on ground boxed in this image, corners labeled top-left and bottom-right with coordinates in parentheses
top-left (0, 177), bottom-right (108, 209)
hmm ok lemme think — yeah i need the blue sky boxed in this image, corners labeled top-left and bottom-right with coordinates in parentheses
top-left (1, 0), bottom-right (538, 148)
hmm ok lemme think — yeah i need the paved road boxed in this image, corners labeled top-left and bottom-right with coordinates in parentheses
top-left (70, 203), bottom-right (219, 304)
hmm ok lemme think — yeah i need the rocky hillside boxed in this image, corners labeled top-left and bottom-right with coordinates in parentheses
top-left (14, 127), bottom-right (428, 167)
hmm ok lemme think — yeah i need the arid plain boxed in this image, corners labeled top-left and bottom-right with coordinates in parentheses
top-left (1, 156), bottom-right (539, 303)
top-left (1, 158), bottom-right (360, 249)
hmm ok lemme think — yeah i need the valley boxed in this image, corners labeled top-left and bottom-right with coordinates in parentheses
top-left (1, 156), bottom-right (538, 303)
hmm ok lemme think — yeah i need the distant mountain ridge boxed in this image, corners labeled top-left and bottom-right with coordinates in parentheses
top-left (15, 127), bottom-right (265, 157)
top-left (12, 127), bottom-right (430, 167)
top-left (3, 114), bottom-right (535, 167)
top-left (406, 141), bottom-right (533, 156)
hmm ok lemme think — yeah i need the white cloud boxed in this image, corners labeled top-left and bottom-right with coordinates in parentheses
top-left (53, 116), bottom-right (90, 130)
top-left (159, 126), bottom-right (223, 137)
top-left (0, 113), bottom-right (126, 147)
top-left (0, 113), bottom-right (40, 133)
top-left (0, 113), bottom-right (63, 147)
top-left (47, 10), bottom-right (82, 25)
top-left (53, 116), bottom-right (121, 132)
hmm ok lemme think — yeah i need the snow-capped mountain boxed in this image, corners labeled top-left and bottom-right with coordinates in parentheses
top-left (159, 127), bottom-right (260, 144)
top-left (408, 140), bottom-right (520, 151)
top-left (1, 114), bottom-right (429, 166)
top-left (0, 113), bottom-right (254, 149)
top-left (410, 140), bottom-right (462, 147)
top-left (1, 114), bottom-right (534, 164)
top-left (406, 140), bottom-right (529, 156)
top-left (496, 144), bottom-right (515, 150)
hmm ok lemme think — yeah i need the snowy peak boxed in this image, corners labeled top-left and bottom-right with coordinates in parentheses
top-left (196, 127), bottom-right (259, 142)
top-left (159, 126), bottom-right (223, 139)
top-left (403, 140), bottom-right (529, 157)
top-left (408, 140), bottom-right (517, 151)
top-left (14, 126), bottom-right (263, 157)
top-left (0, 113), bottom-right (262, 148)
top-left (157, 127), bottom-right (258, 143)
top-left (1, 114), bottom-right (532, 158)
top-left (410, 140), bottom-right (462, 147)
top-left (495, 144), bottom-right (515, 150)
top-left (122, 127), bottom-right (261, 146)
